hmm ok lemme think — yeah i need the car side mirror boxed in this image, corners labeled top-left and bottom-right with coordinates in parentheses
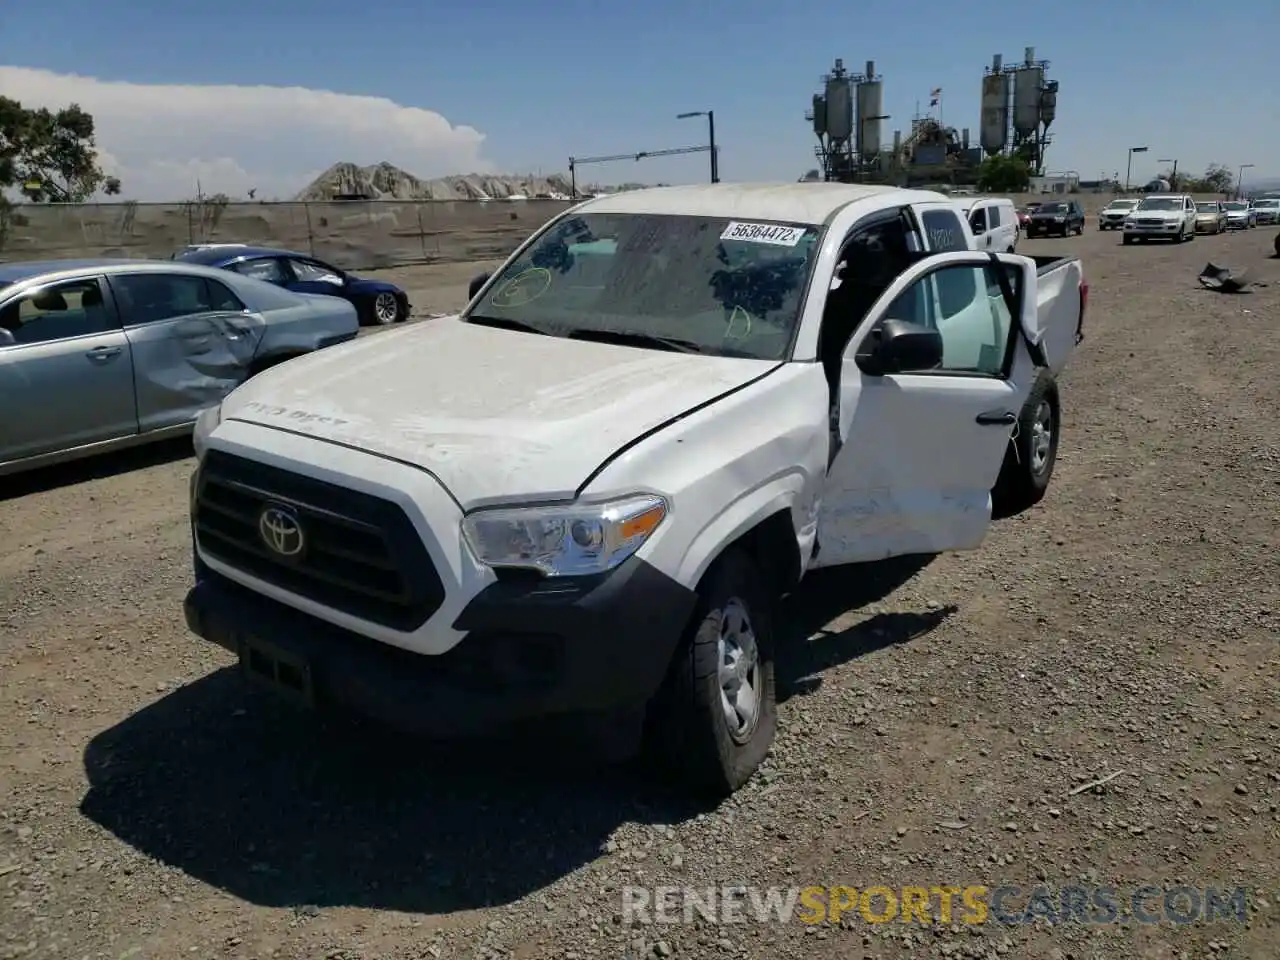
top-left (468, 272), bottom-right (491, 301)
top-left (857, 318), bottom-right (943, 376)
top-left (0, 328), bottom-right (15, 347)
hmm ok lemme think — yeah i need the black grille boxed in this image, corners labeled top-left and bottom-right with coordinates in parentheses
top-left (193, 449), bottom-right (444, 631)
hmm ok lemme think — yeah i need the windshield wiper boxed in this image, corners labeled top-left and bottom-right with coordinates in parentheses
top-left (464, 314), bottom-right (552, 336)
top-left (564, 328), bottom-right (708, 355)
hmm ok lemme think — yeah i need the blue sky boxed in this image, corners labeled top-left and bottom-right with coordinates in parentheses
top-left (3, 0), bottom-right (1277, 196)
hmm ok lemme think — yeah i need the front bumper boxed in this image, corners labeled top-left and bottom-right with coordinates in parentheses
top-left (1193, 219), bottom-right (1221, 232)
top-left (1226, 218), bottom-right (1249, 229)
top-left (1124, 222), bottom-right (1181, 236)
top-left (185, 550), bottom-right (696, 737)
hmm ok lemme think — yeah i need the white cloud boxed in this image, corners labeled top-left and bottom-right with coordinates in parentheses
top-left (0, 65), bottom-right (493, 201)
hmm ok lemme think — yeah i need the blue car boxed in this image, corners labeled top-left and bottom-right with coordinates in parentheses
top-left (173, 245), bottom-right (410, 326)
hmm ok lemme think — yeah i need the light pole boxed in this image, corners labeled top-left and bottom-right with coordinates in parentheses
top-left (1237, 163), bottom-right (1254, 200)
top-left (677, 110), bottom-right (718, 183)
top-left (1158, 158), bottom-right (1177, 191)
top-left (1125, 146), bottom-right (1148, 192)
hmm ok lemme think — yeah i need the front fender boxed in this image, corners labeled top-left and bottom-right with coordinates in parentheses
top-left (673, 471), bottom-right (815, 590)
top-left (346, 279), bottom-right (402, 297)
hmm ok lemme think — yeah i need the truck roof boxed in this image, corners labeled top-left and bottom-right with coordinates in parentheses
top-left (576, 182), bottom-right (947, 226)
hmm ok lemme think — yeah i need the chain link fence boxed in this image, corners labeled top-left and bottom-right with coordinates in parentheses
top-left (0, 199), bottom-right (577, 270)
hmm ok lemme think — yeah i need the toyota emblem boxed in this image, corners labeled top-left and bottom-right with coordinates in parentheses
top-left (258, 504), bottom-right (305, 557)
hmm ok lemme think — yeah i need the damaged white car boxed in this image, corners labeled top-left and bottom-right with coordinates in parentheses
top-left (0, 258), bottom-right (359, 476)
top-left (186, 183), bottom-right (1088, 797)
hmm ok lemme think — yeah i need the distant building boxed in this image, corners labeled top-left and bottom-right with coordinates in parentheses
top-left (1029, 173), bottom-right (1080, 195)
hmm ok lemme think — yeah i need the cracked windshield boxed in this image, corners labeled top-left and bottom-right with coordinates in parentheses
top-left (466, 212), bottom-right (821, 359)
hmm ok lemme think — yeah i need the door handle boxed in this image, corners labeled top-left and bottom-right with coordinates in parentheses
top-left (976, 411), bottom-right (1016, 425)
top-left (86, 346), bottom-right (122, 362)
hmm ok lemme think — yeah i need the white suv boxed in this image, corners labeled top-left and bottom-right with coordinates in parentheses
top-left (1122, 195), bottom-right (1197, 244)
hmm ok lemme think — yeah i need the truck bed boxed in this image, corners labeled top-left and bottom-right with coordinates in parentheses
top-left (1028, 253), bottom-right (1078, 276)
top-left (1026, 253), bottom-right (1084, 376)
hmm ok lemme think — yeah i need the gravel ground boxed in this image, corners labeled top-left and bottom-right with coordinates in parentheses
top-left (1, 225), bottom-right (1278, 960)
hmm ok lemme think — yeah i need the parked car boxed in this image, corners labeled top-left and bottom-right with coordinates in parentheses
top-left (954, 197), bottom-right (1019, 252)
top-left (0, 258), bottom-right (359, 477)
top-left (1222, 201), bottom-right (1255, 230)
top-left (174, 246), bottom-right (411, 326)
top-left (1098, 198), bottom-right (1141, 230)
top-left (1024, 200), bottom-right (1085, 237)
top-left (1122, 195), bottom-right (1197, 244)
top-left (1254, 198), bottom-right (1280, 226)
top-left (185, 182), bottom-right (1087, 797)
top-left (1193, 201), bottom-right (1228, 234)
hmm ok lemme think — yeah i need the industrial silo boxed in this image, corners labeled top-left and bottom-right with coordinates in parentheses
top-left (824, 60), bottom-right (854, 143)
top-left (979, 54), bottom-right (1009, 156)
top-left (855, 60), bottom-right (883, 160)
top-left (811, 93), bottom-right (827, 137)
top-left (1012, 47), bottom-right (1043, 139)
top-left (1039, 79), bottom-right (1058, 130)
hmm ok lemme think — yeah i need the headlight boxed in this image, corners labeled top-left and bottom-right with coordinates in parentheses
top-left (462, 494), bottom-right (667, 577)
top-left (192, 403), bottom-right (222, 460)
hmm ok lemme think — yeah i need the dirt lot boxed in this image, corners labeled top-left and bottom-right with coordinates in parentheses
top-left (2, 224), bottom-right (1278, 960)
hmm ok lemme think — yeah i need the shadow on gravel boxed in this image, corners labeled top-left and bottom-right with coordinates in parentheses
top-left (0, 436), bottom-right (193, 501)
top-left (775, 554), bottom-right (950, 700)
top-left (79, 557), bottom-right (946, 915)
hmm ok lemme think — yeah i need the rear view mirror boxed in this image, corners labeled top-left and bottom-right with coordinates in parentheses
top-left (857, 319), bottom-right (943, 376)
top-left (468, 272), bottom-right (491, 300)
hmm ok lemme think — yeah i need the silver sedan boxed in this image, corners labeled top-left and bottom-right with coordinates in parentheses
top-left (0, 258), bottom-right (359, 476)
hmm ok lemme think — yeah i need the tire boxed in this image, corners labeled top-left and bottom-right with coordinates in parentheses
top-left (1122, 235), bottom-right (1134, 245)
top-left (1273, 232), bottom-right (1280, 257)
top-left (363, 291), bottom-right (403, 326)
top-left (993, 372), bottom-right (1060, 515)
top-left (646, 549), bottom-right (777, 798)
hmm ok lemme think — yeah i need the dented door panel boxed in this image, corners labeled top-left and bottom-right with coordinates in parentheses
top-left (125, 312), bottom-right (266, 432)
top-left (812, 251), bottom-right (1043, 568)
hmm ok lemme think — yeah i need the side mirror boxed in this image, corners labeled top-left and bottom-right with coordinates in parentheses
top-left (0, 328), bottom-right (15, 347)
top-left (857, 318), bottom-right (943, 376)
top-left (468, 272), bottom-right (491, 301)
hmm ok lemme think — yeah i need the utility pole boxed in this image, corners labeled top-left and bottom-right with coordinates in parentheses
top-left (1125, 146), bottom-right (1148, 192)
top-left (677, 110), bottom-right (719, 183)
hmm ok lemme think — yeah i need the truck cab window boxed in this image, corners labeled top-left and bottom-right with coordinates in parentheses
top-left (920, 209), bottom-right (969, 252)
top-left (819, 214), bottom-right (913, 393)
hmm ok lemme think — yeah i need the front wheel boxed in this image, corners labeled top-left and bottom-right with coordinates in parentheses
top-left (993, 372), bottom-right (1060, 516)
top-left (646, 549), bottom-right (777, 798)
top-left (364, 291), bottom-right (403, 326)
top-left (1122, 235), bottom-right (1134, 245)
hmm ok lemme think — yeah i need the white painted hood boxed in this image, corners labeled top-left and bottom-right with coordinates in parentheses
top-left (222, 316), bottom-right (778, 508)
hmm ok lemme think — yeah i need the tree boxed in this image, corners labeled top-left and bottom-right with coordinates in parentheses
top-left (1199, 164), bottom-right (1233, 194)
top-left (977, 155), bottom-right (1031, 193)
top-left (0, 96), bottom-right (120, 202)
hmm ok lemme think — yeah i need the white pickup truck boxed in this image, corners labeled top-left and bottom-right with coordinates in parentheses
top-left (184, 183), bottom-right (1087, 797)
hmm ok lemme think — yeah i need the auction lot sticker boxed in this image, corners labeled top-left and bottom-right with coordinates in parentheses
top-left (721, 221), bottom-right (806, 246)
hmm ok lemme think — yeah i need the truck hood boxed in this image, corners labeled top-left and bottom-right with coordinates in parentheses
top-left (220, 316), bottom-right (779, 508)
top-left (1131, 210), bottom-right (1182, 220)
